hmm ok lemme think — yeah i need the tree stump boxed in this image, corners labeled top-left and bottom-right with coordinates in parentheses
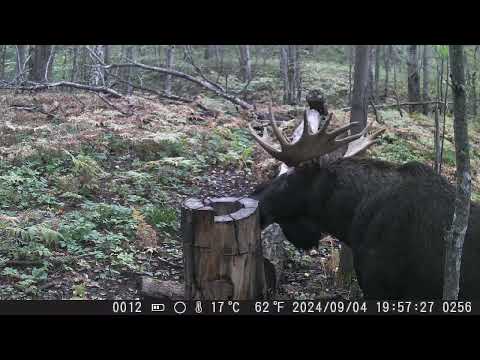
top-left (181, 197), bottom-right (266, 300)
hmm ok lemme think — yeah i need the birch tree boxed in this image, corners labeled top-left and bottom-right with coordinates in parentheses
top-left (443, 45), bottom-right (471, 300)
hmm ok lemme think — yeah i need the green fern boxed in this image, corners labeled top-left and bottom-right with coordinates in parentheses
top-left (8, 225), bottom-right (64, 249)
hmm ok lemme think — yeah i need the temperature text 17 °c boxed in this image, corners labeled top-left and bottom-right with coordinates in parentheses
top-left (211, 301), bottom-right (241, 313)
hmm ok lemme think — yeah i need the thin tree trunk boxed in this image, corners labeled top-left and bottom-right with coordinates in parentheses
top-left (62, 48), bottom-right (68, 81)
top-left (440, 59), bottom-right (449, 175)
top-left (367, 46), bottom-right (375, 102)
top-left (0, 45), bottom-right (6, 80)
top-left (29, 45), bottom-right (52, 82)
top-left (443, 45), bottom-right (471, 300)
top-left (348, 45), bottom-right (354, 104)
top-left (104, 45), bottom-right (110, 85)
top-left (407, 45), bottom-right (421, 112)
top-left (280, 47), bottom-right (289, 104)
top-left (165, 45), bottom-right (175, 95)
top-left (90, 45), bottom-right (105, 86)
top-left (126, 46), bottom-right (134, 95)
top-left (341, 46), bottom-right (372, 286)
top-left (471, 46), bottom-right (478, 119)
top-left (295, 46), bottom-right (302, 103)
top-left (45, 45), bottom-right (56, 82)
top-left (79, 46), bottom-right (88, 83)
top-left (423, 45), bottom-right (431, 115)
top-left (70, 46), bottom-right (78, 83)
top-left (374, 45), bottom-right (380, 101)
top-left (287, 45), bottom-right (297, 104)
top-left (239, 45), bottom-right (252, 83)
top-left (393, 57), bottom-right (397, 93)
top-left (204, 45), bottom-right (215, 60)
top-left (384, 45), bottom-right (392, 99)
top-left (434, 59), bottom-right (442, 174)
top-left (351, 45), bottom-right (369, 135)
top-left (16, 45), bottom-right (26, 81)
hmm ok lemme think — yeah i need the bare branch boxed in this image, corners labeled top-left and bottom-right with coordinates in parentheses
top-left (104, 60), bottom-right (254, 110)
top-left (0, 80), bottom-right (123, 98)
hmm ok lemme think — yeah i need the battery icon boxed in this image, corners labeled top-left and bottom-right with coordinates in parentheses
top-left (151, 304), bottom-right (165, 312)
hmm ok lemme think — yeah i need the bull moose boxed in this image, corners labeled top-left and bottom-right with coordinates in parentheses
top-left (249, 106), bottom-right (480, 300)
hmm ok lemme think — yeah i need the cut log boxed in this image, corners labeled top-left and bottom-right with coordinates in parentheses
top-left (138, 277), bottom-right (184, 300)
top-left (181, 196), bottom-right (267, 300)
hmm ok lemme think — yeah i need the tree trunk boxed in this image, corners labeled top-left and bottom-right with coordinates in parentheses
top-left (407, 45), bottom-right (421, 112)
top-left (15, 45), bottom-right (26, 82)
top-left (119, 46), bottom-right (134, 95)
top-left (181, 197), bottom-right (266, 300)
top-left (28, 45), bottom-right (52, 82)
top-left (384, 45), bottom-right (392, 99)
top-left (393, 55), bottom-right (397, 93)
top-left (70, 46), bottom-right (78, 83)
top-left (367, 46), bottom-right (375, 102)
top-left (280, 47), bottom-right (289, 104)
top-left (374, 45), bottom-right (381, 101)
top-left (90, 45), bottom-right (105, 86)
top-left (79, 46), bottom-right (88, 83)
top-left (103, 45), bottom-right (110, 85)
top-left (204, 45), bottom-right (216, 60)
top-left (164, 45), bottom-right (175, 95)
top-left (287, 45), bottom-right (298, 104)
top-left (238, 45), bottom-right (252, 83)
top-left (336, 244), bottom-right (355, 288)
top-left (422, 45), bottom-right (431, 115)
top-left (470, 46), bottom-right (478, 119)
top-left (439, 59), bottom-right (449, 175)
top-left (61, 48), bottom-right (68, 81)
top-left (351, 45), bottom-right (369, 135)
top-left (295, 46), bottom-right (302, 103)
top-left (0, 45), bottom-right (6, 80)
top-left (348, 45), bottom-right (354, 104)
top-left (45, 45), bottom-right (56, 82)
top-left (443, 45), bottom-right (471, 300)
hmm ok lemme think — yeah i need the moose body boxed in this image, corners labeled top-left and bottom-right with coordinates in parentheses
top-left (248, 106), bottom-right (479, 300)
top-left (252, 157), bottom-right (480, 299)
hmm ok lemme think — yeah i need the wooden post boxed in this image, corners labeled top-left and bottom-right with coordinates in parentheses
top-left (181, 197), bottom-right (266, 300)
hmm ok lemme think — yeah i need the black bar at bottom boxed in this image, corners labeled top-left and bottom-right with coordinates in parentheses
top-left (0, 300), bottom-right (479, 316)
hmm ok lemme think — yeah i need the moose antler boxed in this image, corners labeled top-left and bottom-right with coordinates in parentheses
top-left (343, 122), bottom-right (385, 158)
top-left (248, 105), bottom-right (385, 167)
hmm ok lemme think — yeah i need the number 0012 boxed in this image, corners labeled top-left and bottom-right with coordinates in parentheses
top-left (112, 301), bottom-right (142, 313)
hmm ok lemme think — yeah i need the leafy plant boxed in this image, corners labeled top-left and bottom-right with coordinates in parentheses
top-left (142, 205), bottom-right (179, 234)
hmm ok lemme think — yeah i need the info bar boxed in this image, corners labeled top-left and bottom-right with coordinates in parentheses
top-left (0, 300), bottom-right (479, 316)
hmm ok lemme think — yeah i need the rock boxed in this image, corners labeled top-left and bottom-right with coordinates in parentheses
top-left (261, 223), bottom-right (288, 297)
top-left (309, 249), bottom-right (319, 257)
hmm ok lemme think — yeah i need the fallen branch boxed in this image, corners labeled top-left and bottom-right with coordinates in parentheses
top-left (369, 98), bottom-right (385, 125)
top-left (342, 100), bottom-right (448, 112)
top-left (105, 71), bottom-right (220, 117)
top-left (0, 81), bottom-right (123, 98)
top-left (137, 277), bottom-right (184, 300)
top-left (105, 60), bottom-right (254, 110)
top-left (9, 105), bottom-right (55, 117)
top-left (158, 257), bottom-right (183, 270)
top-left (393, 90), bottom-right (403, 117)
top-left (95, 93), bottom-right (133, 116)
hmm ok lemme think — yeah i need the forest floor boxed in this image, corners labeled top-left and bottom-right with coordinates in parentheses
top-left (0, 90), bottom-right (479, 300)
